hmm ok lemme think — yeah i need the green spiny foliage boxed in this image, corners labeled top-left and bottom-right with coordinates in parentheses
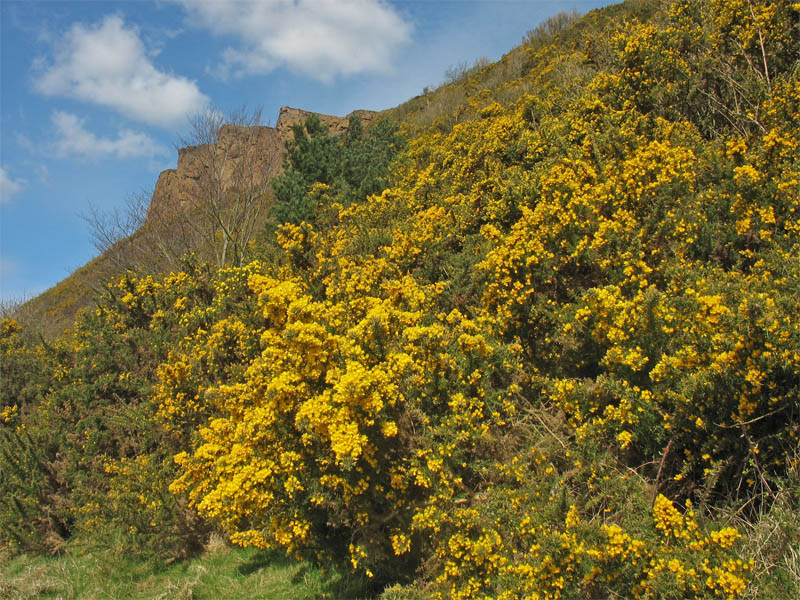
top-left (270, 114), bottom-right (403, 227)
top-left (0, 426), bottom-right (71, 553)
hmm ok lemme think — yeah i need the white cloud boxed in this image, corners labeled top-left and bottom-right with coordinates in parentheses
top-left (34, 15), bottom-right (208, 128)
top-left (0, 167), bottom-right (26, 203)
top-left (180, 0), bottom-right (412, 82)
top-left (50, 111), bottom-right (169, 160)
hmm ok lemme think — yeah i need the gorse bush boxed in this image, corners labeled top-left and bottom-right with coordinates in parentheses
top-left (164, 267), bottom-right (520, 584)
top-left (0, 262), bottom-right (222, 559)
top-left (2, 1), bottom-right (799, 597)
top-left (270, 114), bottom-right (403, 228)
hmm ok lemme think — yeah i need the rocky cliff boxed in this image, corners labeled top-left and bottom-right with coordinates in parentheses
top-left (147, 106), bottom-right (381, 222)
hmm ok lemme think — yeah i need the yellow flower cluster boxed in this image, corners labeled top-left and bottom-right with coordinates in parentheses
top-left (163, 252), bottom-right (517, 573)
top-left (417, 453), bottom-right (750, 600)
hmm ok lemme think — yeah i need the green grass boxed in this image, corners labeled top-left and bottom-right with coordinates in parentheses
top-left (0, 539), bottom-right (374, 600)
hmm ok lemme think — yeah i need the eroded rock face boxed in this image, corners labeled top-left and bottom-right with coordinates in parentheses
top-left (147, 106), bottom-right (380, 222)
top-left (275, 106), bottom-right (382, 138)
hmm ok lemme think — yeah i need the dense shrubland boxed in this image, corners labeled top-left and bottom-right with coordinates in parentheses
top-left (2, 1), bottom-right (799, 598)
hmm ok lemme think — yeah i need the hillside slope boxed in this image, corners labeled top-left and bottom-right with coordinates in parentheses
top-left (13, 107), bottom-right (382, 338)
top-left (3, 1), bottom-right (799, 599)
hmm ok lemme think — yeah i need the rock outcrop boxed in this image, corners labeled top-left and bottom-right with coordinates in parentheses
top-left (146, 106), bottom-right (381, 222)
top-left (274, 106), bottom-right (382, 138)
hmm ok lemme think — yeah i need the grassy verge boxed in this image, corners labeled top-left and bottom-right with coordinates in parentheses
top-left (0, 538), bottom-right (373, 600)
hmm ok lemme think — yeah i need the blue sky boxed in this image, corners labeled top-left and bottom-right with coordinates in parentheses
top-left (0, 0), bottom-right (611, 304)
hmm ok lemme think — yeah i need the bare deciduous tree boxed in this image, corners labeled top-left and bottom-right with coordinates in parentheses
top-left (175, 105), bottom-right (276, 267)
top-left (83, 106), bottom-right (277, 276)
top-left (81, 191), bottom-right (149, 269)
top-left (81, 188), bottom-right (191, 278)
top-left (523, 10), bottom-right (581, 48)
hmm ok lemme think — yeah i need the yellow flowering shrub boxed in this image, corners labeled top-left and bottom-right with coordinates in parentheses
top-left (79, 453), bottom-right (203, 558)
top-left (0, 318), bottom-right (49, 421)
top-left (154, 2), bottom-right (798, 593)
top-left (415, 441), bottom-right (752, 600)
top-left (7, 1), bottom-right (798, 596)
top-left (166, 260), bottom-right (519, 577)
